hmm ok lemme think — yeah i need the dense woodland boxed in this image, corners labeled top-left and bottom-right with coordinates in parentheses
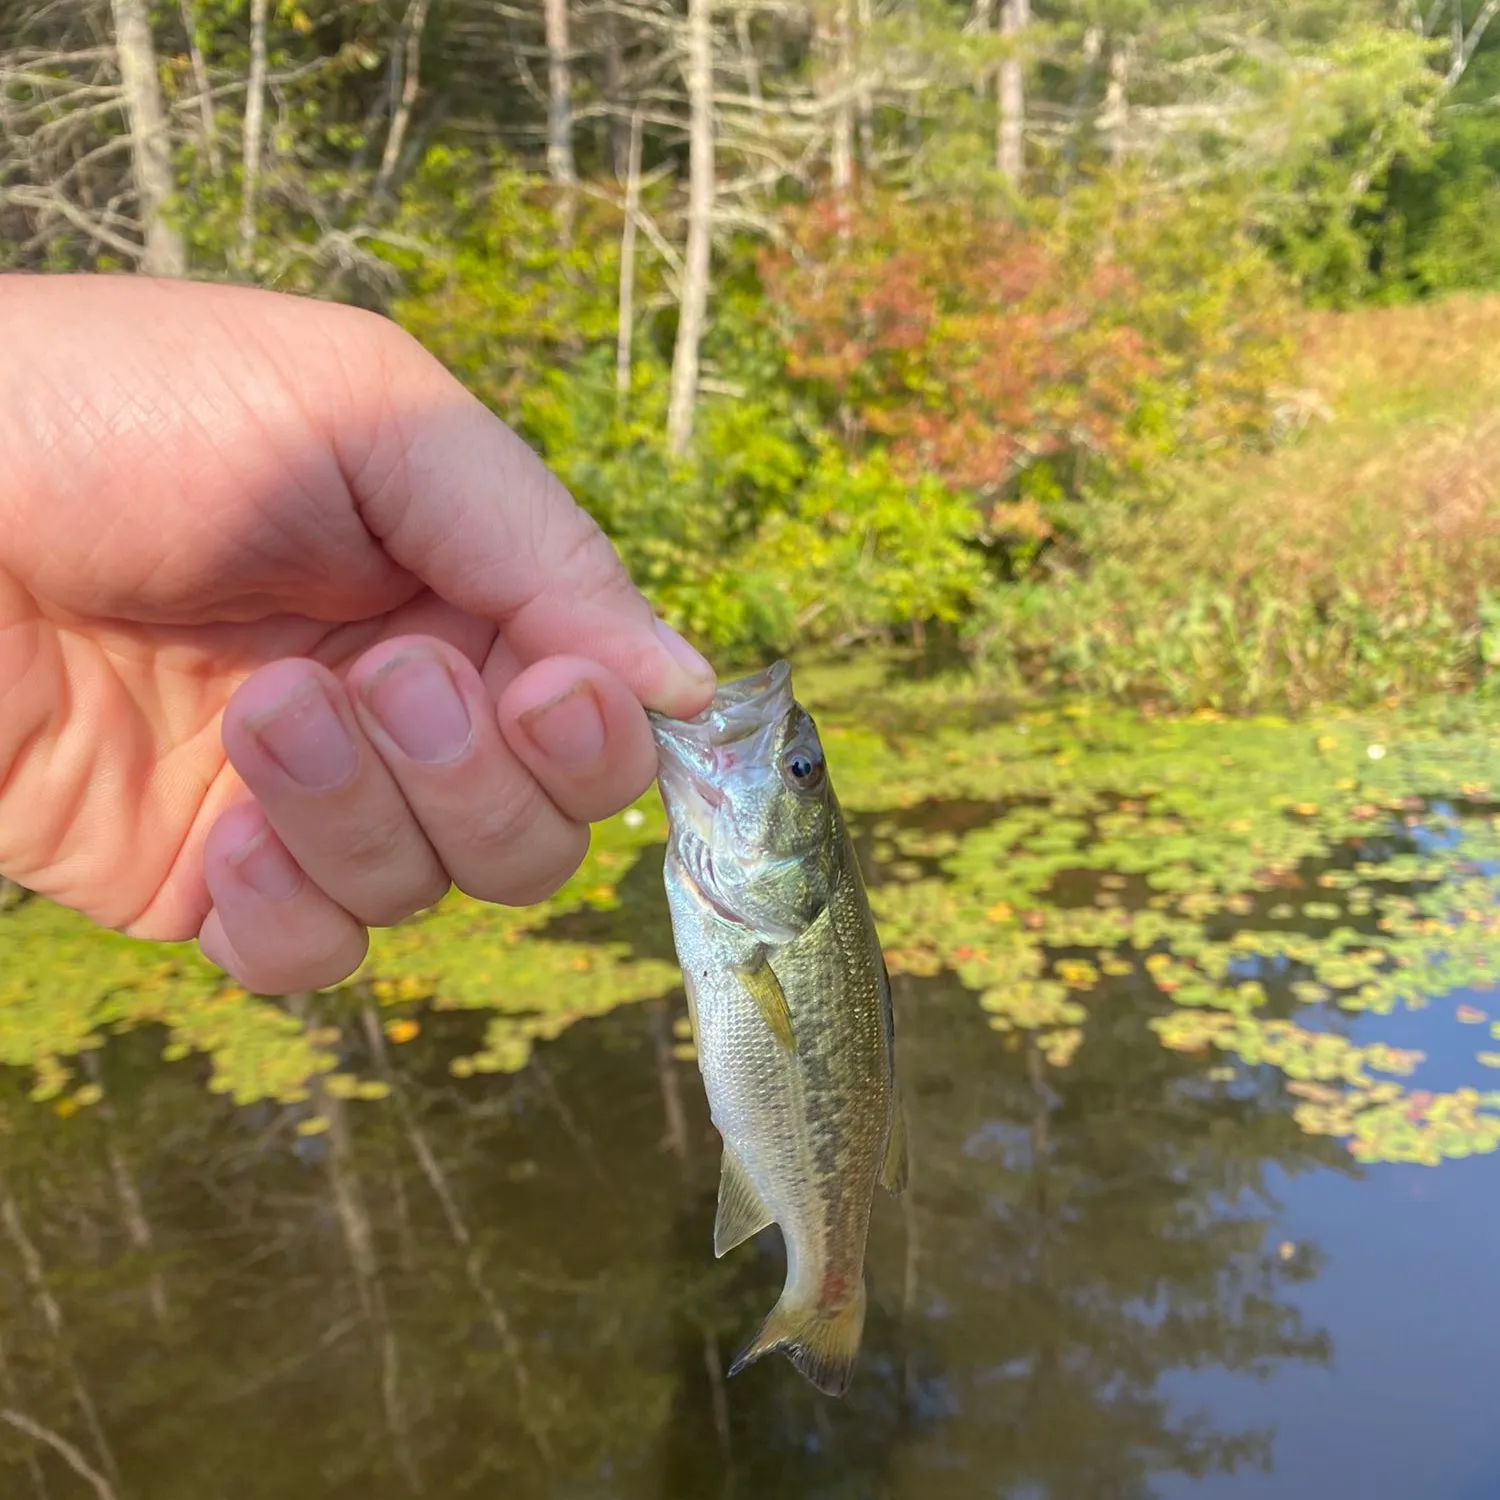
top-left (3, 0), bottom-right (1500, 701)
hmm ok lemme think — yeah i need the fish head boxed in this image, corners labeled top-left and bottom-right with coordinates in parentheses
top-left (649, 660), bottom-right (839, 943)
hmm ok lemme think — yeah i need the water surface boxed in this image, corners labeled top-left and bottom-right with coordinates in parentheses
top-left (3, 672), bottom-right (1499, 1497)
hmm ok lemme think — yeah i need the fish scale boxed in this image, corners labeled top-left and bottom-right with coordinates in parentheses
top-left (651, 660), bottom-right (907, 1397)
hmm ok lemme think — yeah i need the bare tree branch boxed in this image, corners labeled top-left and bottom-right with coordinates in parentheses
top-left (0, 1410), bottom-right (118, 1500)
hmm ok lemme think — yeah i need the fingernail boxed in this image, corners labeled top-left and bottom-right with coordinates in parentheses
top-left (517, 680), bottom-right (607, 774)
top-left (251, 682), bottom-right (358, 791)
top-left (229, 829), bottom-right (305, 902)
top-left (365, 653), bottom-right (472, 765)
top-left (654, 617), bottom-right (715, 685)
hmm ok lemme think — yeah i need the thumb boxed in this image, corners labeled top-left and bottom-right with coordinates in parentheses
top-left (326, 315), bottom-right (717, 719)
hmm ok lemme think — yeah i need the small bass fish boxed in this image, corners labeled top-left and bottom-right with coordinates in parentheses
top-left (649, 660), bottom-right (906, 1397)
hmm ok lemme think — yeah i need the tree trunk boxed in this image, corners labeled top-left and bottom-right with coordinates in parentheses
top-left (238, 0), bottom-right (268, 266)
top-left (735, 9), bottom-right (761, 103)
top-left (617, 112), bottom-right (643, 404)
top-left (0, 1328), bottom-right (49, 1500)
top-left (602, 6), bottom-right (629, 177)
top-left (666, 0), bottom-right (715, 458)
top-left (543, 0), bottom-right (576, 214)
top-left (358, 1005), bottom-right (552, 1462)
top-left (177, 0), bottom-right (223, 178)
top-left (830, 0), bottom-right (854, 201)
top-left (289, 1000), bottom-right (419, 1493)
top-left (83, 1052), bottom-right (171, 1327)
top-left (0, 1175), bottom-right (119, 1484)
top-left (109, 0), bottom-right (186, 275)
top-left (1100, 34), bottom-right (1134, 164)
top-left (373, 0), bottom-right (433, 199)
top-left (996, 0), bottom-right (1029, 183)
top-left (855, 0), bottom-right (874, 171)
top-left (972, 0), bottom-right (995, 103)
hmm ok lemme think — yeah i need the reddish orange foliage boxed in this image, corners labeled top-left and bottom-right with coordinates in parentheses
top-left (759, 195), bottom-right (1161, 504)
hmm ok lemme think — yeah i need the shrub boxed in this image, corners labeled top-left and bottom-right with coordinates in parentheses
top-left (759, 178), bottom-right (1298, 525)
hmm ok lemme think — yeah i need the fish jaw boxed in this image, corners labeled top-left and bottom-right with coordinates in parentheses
top-left (649, 660), bottom-right (793, 747)
top-left (650, 660), bottom-right (800, 935)
top-left (648, 660), bottom-right (794, 831)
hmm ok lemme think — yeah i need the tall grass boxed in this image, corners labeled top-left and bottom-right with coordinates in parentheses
top-left (970, 294), bottom-right (1500, 710)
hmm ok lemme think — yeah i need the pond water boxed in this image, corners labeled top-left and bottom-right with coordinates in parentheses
top-left (2, 664), bottom-right (1499, 1498)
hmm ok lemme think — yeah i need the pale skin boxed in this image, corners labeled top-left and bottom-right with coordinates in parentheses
top-left (0, 274), bottom-right (717, 994)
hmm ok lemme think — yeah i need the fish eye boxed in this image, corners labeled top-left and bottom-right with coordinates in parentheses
top-left (780, 744), bottom-right (826, 793)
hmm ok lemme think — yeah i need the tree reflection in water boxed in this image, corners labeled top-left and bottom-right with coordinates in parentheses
top-left (0, 945), bottom-right (1339, 1500)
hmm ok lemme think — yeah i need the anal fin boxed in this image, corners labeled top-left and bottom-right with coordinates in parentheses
top-left (736, 950), bottom-right (795, 1051)
top-left (714, 1145), bottom-right (773, 1257)
top-left (880, 1087), bottom-right (909, 1196)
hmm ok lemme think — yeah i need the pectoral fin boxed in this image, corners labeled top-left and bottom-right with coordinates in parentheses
top-left (714, 1146), bottom-right (773, 1257)
top-left (736, 950), bottom-right (795, 1051)
top-left (880, 1088), bottom-right (909, 1196)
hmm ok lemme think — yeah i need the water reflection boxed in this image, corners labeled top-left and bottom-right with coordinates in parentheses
top-left (0, 947), bottom-right (1340, 1500)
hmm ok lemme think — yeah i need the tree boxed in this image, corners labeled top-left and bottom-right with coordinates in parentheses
top-left (108, 0), bottom-right (185, 274)
top-left (996, 0), bottom-right (1029, 181)
top-left (666, 0), bottom-right (716, 455)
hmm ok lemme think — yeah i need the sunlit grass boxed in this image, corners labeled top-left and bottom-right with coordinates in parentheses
top-left (972, 293), bottom-right (1500, 709)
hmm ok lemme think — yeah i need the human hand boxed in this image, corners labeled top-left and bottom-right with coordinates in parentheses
top-left (0, 274), bottom-right (715, 993)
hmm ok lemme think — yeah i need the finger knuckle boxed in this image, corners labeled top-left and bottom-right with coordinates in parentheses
top-left (456, 823), bottom-right (589, 908)
top-left (321, 807), bottom-right (415, 875)
top-left (535, 499), bottom-right (634, 606)
top-left (456, 777), bottom-right (551, 859)
top-left (244, 927), bottom-right (369, 996)
top-left (306, 813), bottom-right (448, 927)
top-left (352, 873), bottom-right (452, 930)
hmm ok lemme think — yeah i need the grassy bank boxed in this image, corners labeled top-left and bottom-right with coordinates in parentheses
top-left (970, 294), bottom-right (1500, 711)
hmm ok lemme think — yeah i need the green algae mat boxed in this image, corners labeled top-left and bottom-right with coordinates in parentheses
top-left (7, 665), bottom-right (1500, 1168)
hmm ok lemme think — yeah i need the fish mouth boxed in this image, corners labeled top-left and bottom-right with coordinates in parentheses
top-left (648, 660), bottom-right (793, 749)
top-left (650, 661), bottom-right (794, 835)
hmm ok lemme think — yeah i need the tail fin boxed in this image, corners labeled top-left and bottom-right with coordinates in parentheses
top-left (726, 1282), bottom-right (867, 1397)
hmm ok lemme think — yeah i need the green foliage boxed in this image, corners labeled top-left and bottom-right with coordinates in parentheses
top-left (0, 898), bottom-right (337, 1106)
top-left (730, 446), bottom-right (988, 647)
top-left (9, 0), bottom-right (1500, 698)
top-left (0, 785), bottom-right (681, 1105)
top-left (383, 158), bottom-right (991, 661)
top-left (1042, 177), bottom-right (1300, 459)
top-left (388, 151), bottom-right (626, 418)
top-left (1386, 33), bottom-right (1500, 297)
top-left (1246, 18), bottom-right (1444, 306)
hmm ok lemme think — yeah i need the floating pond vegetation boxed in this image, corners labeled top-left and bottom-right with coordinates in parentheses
top-left (8, 666), bottom-right (1500, 1165)
top-left (0, 788), bottom-right (681, 1103)
top-left (834, 677), bottom-right (1500, 1166)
